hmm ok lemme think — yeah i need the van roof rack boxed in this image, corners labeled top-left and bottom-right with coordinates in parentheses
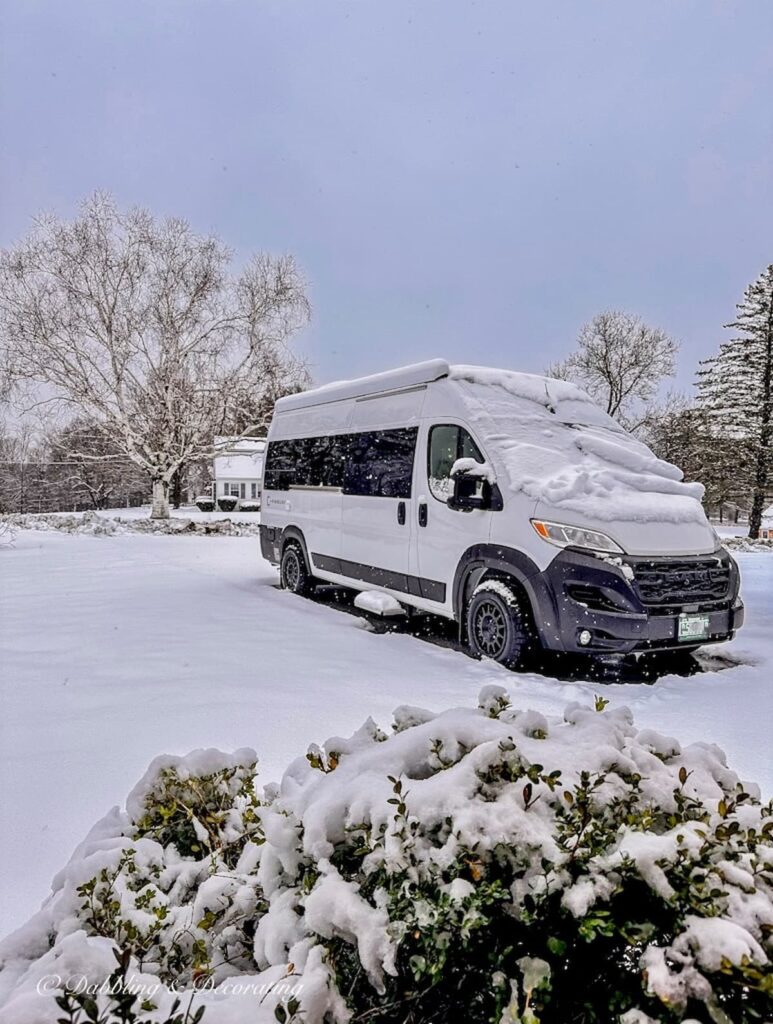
top-left (275, 358), bottom-right (450, 412)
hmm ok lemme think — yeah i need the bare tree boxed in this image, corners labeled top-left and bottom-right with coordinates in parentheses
top-left (0, 193), bottom-right (310, 517)
top-left (549, 311), bottom-right (678, 428)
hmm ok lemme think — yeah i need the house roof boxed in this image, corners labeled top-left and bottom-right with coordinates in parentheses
top-left (214, 436), bottom-right (266, 453)
top-left (213, 437), bottom-right (265, 479)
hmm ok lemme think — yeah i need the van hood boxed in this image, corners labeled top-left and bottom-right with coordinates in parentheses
top-left (531, 500), bottom-right (717, 556)
top-left (448, 368), bottom-right (714, 556)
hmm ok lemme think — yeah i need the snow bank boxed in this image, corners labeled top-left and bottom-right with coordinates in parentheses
top-left (724, 535), bottom-right (773, 553)
top-left (3, 510), bottom-right (260, 538)
top-left (449, 366), bottom-right (707, 524)
top-left (1, 688), bottom-right (770, 1024)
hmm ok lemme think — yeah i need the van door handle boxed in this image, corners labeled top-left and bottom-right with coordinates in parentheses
top-left (397, 501), bottom-right (406, 525)
top-left (418, 502), bottom-right (428, 527)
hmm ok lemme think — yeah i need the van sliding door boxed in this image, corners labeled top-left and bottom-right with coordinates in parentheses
top-left (338, 427), bottom-right (417, 594)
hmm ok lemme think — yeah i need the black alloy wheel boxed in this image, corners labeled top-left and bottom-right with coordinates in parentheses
top-left (280, 543), bottom-right (314, 596)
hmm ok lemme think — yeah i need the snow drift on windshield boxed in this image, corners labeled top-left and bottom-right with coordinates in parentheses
top-left (449, 366), bottom-right (706, 524)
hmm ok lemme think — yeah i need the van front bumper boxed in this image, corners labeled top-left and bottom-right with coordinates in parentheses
top-left (528, 547), bottom-right (744, 655)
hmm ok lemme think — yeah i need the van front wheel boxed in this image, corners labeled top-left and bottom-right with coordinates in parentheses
top-left (280, 543), bottom-right (314, 596)
top-left (467, 583), bottom-right (533, 669)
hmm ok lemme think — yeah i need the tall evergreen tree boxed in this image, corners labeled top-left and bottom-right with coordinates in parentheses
top-left (696, 265), bottom-right (773, 538)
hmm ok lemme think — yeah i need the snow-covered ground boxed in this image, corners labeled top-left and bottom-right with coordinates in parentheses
top-left (0, 529), bottom-right (771, 939)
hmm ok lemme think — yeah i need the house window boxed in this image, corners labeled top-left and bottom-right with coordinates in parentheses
top-left (251, 482), bottom-right (257, 499)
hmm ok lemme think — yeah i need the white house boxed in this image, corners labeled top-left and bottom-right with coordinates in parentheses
top-left (761, 505), bottom-right (773, 541)
top-left (212, 437), bottom-right (266, 507)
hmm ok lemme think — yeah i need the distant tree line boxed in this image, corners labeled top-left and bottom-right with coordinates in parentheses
top-left (1, 419), bottom-right (149, 514)
top-left (551, 264), bottom-right (773, 539)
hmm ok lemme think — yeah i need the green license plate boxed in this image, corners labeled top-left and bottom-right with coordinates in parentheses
top-left (678, 614), bottom-right (710, 641)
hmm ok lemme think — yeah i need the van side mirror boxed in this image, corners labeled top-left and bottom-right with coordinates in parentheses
top-left (448, 463), bottom-right (491, 511)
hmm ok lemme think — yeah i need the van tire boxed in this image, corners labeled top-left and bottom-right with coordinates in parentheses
top-left (280, 542), bottom-right (315, 596)
top-left (467, 581), bottom-right (534, 669)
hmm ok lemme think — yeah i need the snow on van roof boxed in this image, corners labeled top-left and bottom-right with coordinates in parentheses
top-left (448, 364), bottom-right (623, 431)
top-left (276, 359), bottom-right (614, 423)
top-left (275, 359), bottom-right (450, 411)
top-left (449, 366), bottom-right (706, 525)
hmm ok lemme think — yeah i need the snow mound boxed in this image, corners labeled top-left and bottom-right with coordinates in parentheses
top-left (5, 511), bottom-right (261, 537)
top-left (1, 690), bottom-right (770, 1024)
top-left (449, 366), bottom-right (707, 524)
top-left (353, 591), bottom-right (405, 616)
top-left (724, 536), bottom-right (773, 553)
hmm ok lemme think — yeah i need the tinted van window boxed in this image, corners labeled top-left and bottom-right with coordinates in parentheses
top-left (264, 429), bottom-right (417, 494)
top-left (264, 438), bottom-right (301, 490)
top-left (343, 428), bottom-right (418, 498)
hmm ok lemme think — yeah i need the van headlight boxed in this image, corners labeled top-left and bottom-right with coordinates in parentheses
top-left (531, 519), bottom-right (624, 554)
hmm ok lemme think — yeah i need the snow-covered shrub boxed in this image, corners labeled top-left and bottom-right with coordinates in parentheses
top-left (70, 750), bottom-right (263, 994)
top-left (238, 500), bottom-right (260, 512)
top-left (1, 691), bottom-right (771, 1024)
top-left (216, 497), bottom-right (237, 512)
top-left (129, 750), bottom-right (262, 868)
top-left (194, 497), bottom-right (215, 512)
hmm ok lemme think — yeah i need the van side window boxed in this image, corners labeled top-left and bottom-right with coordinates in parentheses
top-left (264, 438), bottom-right (302, 490)
top-left (428, 425), bottom-right (484, 502)
top-left (343, 428), bottom-right (418, 498)
top-left (265, 429), bottom-right (417, 495)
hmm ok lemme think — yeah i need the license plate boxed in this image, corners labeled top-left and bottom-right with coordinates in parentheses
top-left (678, 614), bottom-right (710, 641)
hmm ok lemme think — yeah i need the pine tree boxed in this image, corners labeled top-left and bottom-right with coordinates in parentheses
top-left (696, 265), bottom-right (773, 538)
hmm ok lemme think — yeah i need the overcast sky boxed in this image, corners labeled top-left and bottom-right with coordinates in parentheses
top-left (1, 0), bottom-right (771, 391)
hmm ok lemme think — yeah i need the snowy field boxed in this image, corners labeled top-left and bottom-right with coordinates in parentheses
top-left (0, 528), bottom-right (771, 939)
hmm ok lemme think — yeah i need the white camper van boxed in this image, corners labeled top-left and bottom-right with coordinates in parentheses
top-left (260, 360), bottom-right (744, 667)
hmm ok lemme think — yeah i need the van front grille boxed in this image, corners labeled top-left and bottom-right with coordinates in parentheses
top-left (630, 558), bottom-right (730, 608)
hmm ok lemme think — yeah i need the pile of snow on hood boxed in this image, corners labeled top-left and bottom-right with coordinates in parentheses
top-left (449, 366), bottom-right (706, 524)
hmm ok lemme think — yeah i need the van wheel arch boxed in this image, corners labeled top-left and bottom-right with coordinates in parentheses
top-left (280, 526), bottom-right (311, 565)
top-left (279, 528), bottom-right (318, 586)
top-left (453, 545), bottom-right (547, 646)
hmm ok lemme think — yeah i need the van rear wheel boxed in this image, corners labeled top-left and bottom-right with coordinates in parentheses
top-left (280, 543), bottom-right (314, 596)
top-left (467, 583), bottom-right (533, 669)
